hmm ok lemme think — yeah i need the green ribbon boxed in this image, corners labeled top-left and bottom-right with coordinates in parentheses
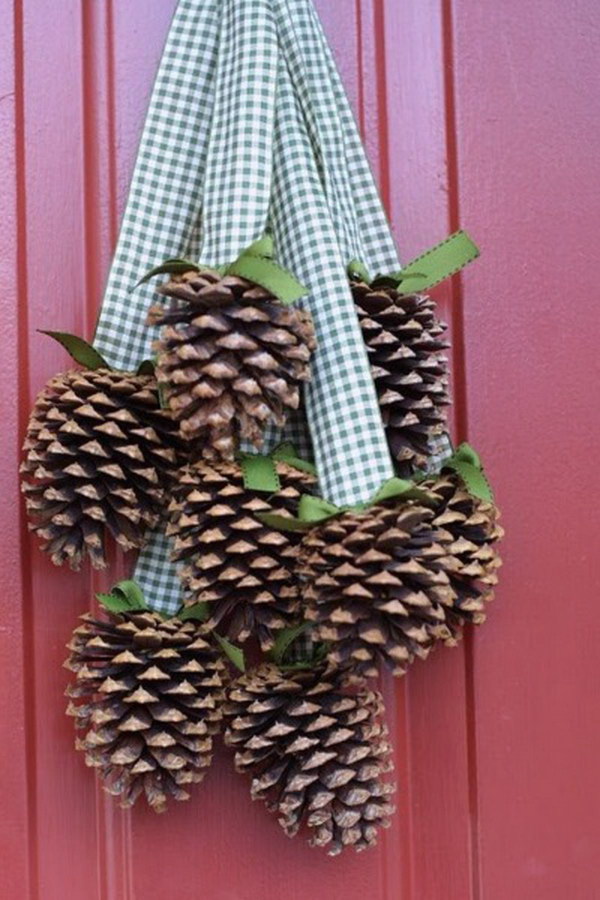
top-left (239, 442), bottom-right (317, 493)
top-left (96, 580), bottom-right (148, 614)
top-left (258, 442), bottom-right (495, 531)
top-left (348, 229), bottom-right (480, 293)
top-left (443, 442), bottom-right (494, 503)
top-left (41, 330), bottom-right (112, 371)
top-left (95, 583), bottom-right (244, 670)
top-left (258, 476), bottom-right (435, 531)
top-left (137, 235), bottom-right (307, 305)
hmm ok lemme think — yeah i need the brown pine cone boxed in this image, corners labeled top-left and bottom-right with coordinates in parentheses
top-left (65, 608), bottom-right (227, 813)
top-left (351, 276), bottom-right (450, 476)
top-left (148, 268), bottom-right (316, 457)
top-left (167, 459), bottom-right (316, 649)
top-left (223, 664), bottom-right (395, 855)
top-left (423, 470), bottom-right (504, 643)
top-left (299, 499), bottom-right (450, 678)
top-left (21, 369), bottom-right (186, 569)
top-left (299, 474), bottom-right (503, 679)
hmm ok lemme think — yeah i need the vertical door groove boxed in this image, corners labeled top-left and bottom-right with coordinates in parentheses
top-left (440, 2), bottom-right (482, 898)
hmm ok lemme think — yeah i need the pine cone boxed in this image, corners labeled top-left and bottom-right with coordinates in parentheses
top-left (299, 499), bottom-right (450, 678)
top-left (167, 459), bottom-right (316, 649)
top-left (148, 269), bottom-right (316, 456)
top-left (65, 608), bottom-right (226, 813)
top-left (223, 664), bottom-right (395, 855)
top-left (351, 277), bottom-right (450, 476)
top-left (21, 369), bottom-right (185, 569)
top-left (299, 475), bottom-right (503, 679)
top-left (423, 471), bottom-right (504, 643)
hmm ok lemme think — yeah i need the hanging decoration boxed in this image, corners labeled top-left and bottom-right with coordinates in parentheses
top-left (64, 581), bottom-right (228, 813)
top-left (142, 238), bottom-right (316, 456)
top-left (167, 450), bottom-right (317, 648)
top-left (20, 0), bottom-right (503, 857)
top-left (223, 662), bottom-right (395, 855)
top-left (21, 334), bottom-right (185, 569)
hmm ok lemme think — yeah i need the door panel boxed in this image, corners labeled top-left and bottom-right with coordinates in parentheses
top-left (2, 1), bottom-right (598, 898)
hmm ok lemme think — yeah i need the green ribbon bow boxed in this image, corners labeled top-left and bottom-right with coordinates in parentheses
top-left (137, 235), bottom-right (307, 305)
top-left (239, 442), bottom-right (317, 493)
top-left (348, 229), bottom-right (480, 293)
top-left (258, 476), bottom-right (435, 531)
top-left (442, 442), bottom-right (494, 503)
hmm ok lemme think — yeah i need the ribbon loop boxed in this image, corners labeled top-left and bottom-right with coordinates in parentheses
top-left (298, 494), bottom-right (342, 522)
top-left (137, 236), bottom-right (307, 305)
top-left (368, 476), bottom-right (432, 506)
top-left (347, 258), bottom-right (371, 283)
top-left (353, 230), bottom-right (480, 294)
top-left (96, 580), bottom-right (148, 615)
top-left (239, 453), bottom-right (281, 493)
top-left (226, 236), bottom-right (307, 304)
top-left (270, 441), bottom-right (318, 475)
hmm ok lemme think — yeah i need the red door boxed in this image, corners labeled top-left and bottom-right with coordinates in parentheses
top-left (2, 2), bottom-right (599, 898)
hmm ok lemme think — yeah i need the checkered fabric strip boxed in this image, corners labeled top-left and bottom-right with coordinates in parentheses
top-left (426, 432), bottom-right (454, 473)
top-left (273, 0), bottom-right (400, 271)
top-left (93, 0), bottom-right (451, 615)
top-left (93, 0), bottom-right (221, 373)
top-left (269, 53), bottom-right (395, 506)
top-left (135, 0), bottom-right (282, 615)
top-left (200, 0), bottom-right (278, 264)
top-left (93, 0), bottom-right (224, 614)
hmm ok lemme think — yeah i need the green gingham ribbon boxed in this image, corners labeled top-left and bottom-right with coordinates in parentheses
top-left (92, 0), bottom-right (452, 614)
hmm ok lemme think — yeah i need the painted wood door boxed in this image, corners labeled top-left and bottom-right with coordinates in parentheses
top-left (2, 1), bottom-right (599, 898)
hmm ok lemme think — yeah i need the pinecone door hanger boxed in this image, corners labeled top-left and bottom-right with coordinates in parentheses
top-left (20, 0), bottom-right (503, 855)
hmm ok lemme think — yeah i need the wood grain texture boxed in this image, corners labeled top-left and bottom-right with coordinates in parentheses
top-left (2, 0), bottom-right (599, 897)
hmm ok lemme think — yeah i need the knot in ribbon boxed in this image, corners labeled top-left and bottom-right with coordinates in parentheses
top-left (348, 229), bottom-right (480, 294)
top-left (137, 235), bottom-right (307, 305)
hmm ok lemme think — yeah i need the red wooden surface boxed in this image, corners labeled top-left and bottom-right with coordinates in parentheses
top-left (2, 1), bottom-right (599, 898)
